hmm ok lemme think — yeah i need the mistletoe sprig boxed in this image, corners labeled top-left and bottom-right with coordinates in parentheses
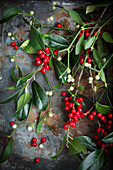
top-left (0, 0), bottom-right (113, 169)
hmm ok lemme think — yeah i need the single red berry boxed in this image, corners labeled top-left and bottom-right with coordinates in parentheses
top-left (85, 29), bottom-right (89, 32)
top-left (64, 106), bottom-right (69, 111)
top-left (96, 140), bottom-right (101, 145)
top-left (80, 55), bottom-right (83, 58)
top-left (87, 58), bottom-right (92, 63)
top-left (80, 113), bottom-right (85, 118)
top-left (35, 158), bottom-right (40, 163)
top-left (10, 122), bottom-right (14, 126)
top-left (79, 97), bottom-right (83, 102)
top-left (32, 138), bottom-right (37, 143)
top-left (66, 120), bottom-right (69, 124)
top-left (108, 112), bottom-right (113, 118)
top-left (44, 64), bottom-right (50, 69)
top-left (41, 137), bottom-right (46, 143)
top-left (89, 114), bottom-right (94, 120)
top-left (63, 97), bottom-right (69, 101)
top-left (92, 111), bottom-right (96, 116)
top-left (32, 142), bottom-right (37, 147)
top-left (107, 120), bottom-right (112, 125)
top-left (72, 122), bottom-right (76, 127)
top-left (44, 47), bottom-right (49, 52)
top-left (97, 113), bottom-right (102, 117)
top-left (104, 149), bottom-right (108, 153)
top-left (40, 54), bottom-right (46, 59)
top-left (103, 131), bottom-right (107, 136)
top-left (106, 125), bottom-right (111, 131)
top-left (101, 129), bottom-right (105, 134)
top-left (79, 32), bottom-right (82, 36)
top-left (65, 101), bottom-right (70, 106)
top-left (69, 121), bottom-right (74, 127)
top-left (43, 58), bottom-right (48, 63)
top-left (53, 51), bottom-right (58, 55)
top-left (79, 58), bottom-right (84, 64)
top-left (45, 50), bottom-right (50, 54)
top-left (41, 67), bottom-right (46, 73)
top-left (73, 115), bottom-right (79, 121)
top-left (76, 98), bottom-right (80, 103)
top-left (14, 45), bottom-right (18, 50)
top-left (101, 143), bottom-right (106, 148)
top-left (99, 30), bottom-right (102, 35)
top-left (63, 124), bottom-right (68, 129)
top-left (68, 96), bottom-right (72, 101)
top-left (97, 128), bottom-right (101, 133)
top-left (94, 135), bottom-right (98, 139)
top-left (35, 57), bottom-right (40, 61)
top-left (35, 60), bottom-right (41, 66)
top-left (77, 108), bottom-right (82, 113)
top-left (11, 42), bottom-right (16, 46)
top-left (109, 143), bottom-right (113, 146)
top-left (57, 24), bottom-right (62, 28)
top-left (68, 113), bottom-right (73, 118)
top-left (62, 92), bottom-right (66, 96)
top-left (85, 32), bottom-right (89, 37)
top-left (88, 49), bottom-right (91, 53)
top-left (77, 114), bottom-right (81, 118)
top-left (69, 103), bottom-right (73, 108)
top-left (100, 115), bottom-right (105, 121)
top-left (38, 50), bottom-right (43, 55)
top-left (71, 108), bottom-right (76, 113)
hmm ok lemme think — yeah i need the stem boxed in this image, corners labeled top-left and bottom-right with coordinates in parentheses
top-left (89, 69), bottom-right (95, 102)
top-left (44, 73), bottom-right (52, 91)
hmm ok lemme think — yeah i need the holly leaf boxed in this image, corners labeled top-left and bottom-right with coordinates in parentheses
top-left (44, 34), bottom-right (69, 50)
top-left (97, 39), bottom-right (103, 56)
top-left (30, 26), bottom-right (45, 51)
top-left (52, 58), bottom-right (68, 84)
top-left (93, 48), bottom-right (103, 68)
top-left (0, 138), bottom-right (13, 163)
top-left (50, 133), bottom-right (67, 159)
top-left (32, 80), bottom-right (48, 111)
top-left (102, 32), bottom-right (113, 43)
top-left (74, 136), bottom-right (97, 151)
top-left (75, 33), bottom-right (84, 55)
top-left (68, 139), bottom-right (87, 155)
top-left (102, 132), bottom-right (113, 143)
top-left (84, 36), bottom-right (95, 50)
top-left (69, 10), bottom-right (83, 25)
top-left (96, 102), bottom-right (111, 114)
top-left (78, 150), bottom-right (105, 170)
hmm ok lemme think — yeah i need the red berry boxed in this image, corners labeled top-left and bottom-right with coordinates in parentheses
top-left (76, 98), bottom-right (80, 103)
top-left (32, 138), bottom-right (37, 143)
top-left (63, 124), bottom-right (68, 129)
top-left (104, 149), bottom-right (108, 153)
top-left (96, 140), bottom-right (101, 145)
top-left (45, 50), bottom-right (50, 54)
top-left (11, 42), bottom-right (16, 46)
top-left (94, 135), bottom-right (98, 139)
top-left (77, 103), bottom-right (82, 107)
top-left (79, 32), bottom-right (82, 36)
top-left (66, 120), bottom-right (69, 124)
top-left (85, 29), bottom-right (89, 32)
top-left (80, 55), bottom-right (83, 58)
top-left (77, 114), bottom-right (81, 118)
top-left (14, 45), bottom-right (18, 50)
top-left (71, 108), bottom-right (76, 113)
top-left (106, 125), bottom-right (111, 131)
top-left (87, 58), bottom-right (92, 63)
top-left (97, 128), bottom-right (101, 133)
top-left (64, 106), bottom-right (69, 111)
top-left (107, 120), bottom-right (112, 125)
top-left (108, 113), bottom-right (113, 118)
top-left (69, 121), bottom-right (74, 127)
top-left (65, 101), bottom-right (70, 106)
top-left (101, 129), bottom-right (105, 134)
top-left (72, 122), bottom-right (76, 127)
top-left (68, 113), bottom-right (73, 118)
top-left (99, 30), bottom-right (102, 35)
top-left (38, 50), bottom-right (43, 55)
top-left (101, 143), bottom-right (106, 148)
top-left (53, 51), bottom-right (58, 55)
top-left (89, 114), bottom-right (94, 120)
top-left (63, 97), bottom-right (69, 101)
top-left (103, 131), bottom-right (107, 136)
top-left (41, 67), bottom-right (46, 73)
top-left (97, 113), bottom-right (102, 117)
top-left (68, 96), bottom-right (72, 101)
top-left (44, 64), bottom-right (50, 69)
top-left (88, 49), bottom-right (91, 53)
top-left (80, 113), bottom-right (85, 118)
top-left (44, 47), bottom-right (49, 52)
top-left (77, 108), bottom-right (82, 113)
top-left (32, 142), bottom-right (37, 147)
top-left (10, 122), bottom-right (14, 126)
top-left (35, 158), bottom-right (40, 163)
top-left (40, 54), bottom-right (46, 59)
top-left (100, 115), bottom-right (105, 121)
top-left (85, 32), bottom-right (89, 37)
top-left (43, 58), bottom-right (48, 63)
top-left (73, 115), bottom-right (79, 121)
top-left (92, 111), bottom-right (96, 116)
top-left (109, 143), bottom-right (113, 146)
top-left (35, 57), bottom-right (40, 61)
top-left (62, 92), bottom-right (66, 96)
top-left (79, 58), bottom-right (84, 64)
top-left (41, 137), bottom-right (46, 143)
top-left (79, 97), bottom-right (83, 102)
top-left (35, 60), bottom-right (41, 66)
top-left (57, 24), bottom-right (62, 28)
top-left (69, 103), bottom-right (73, 108)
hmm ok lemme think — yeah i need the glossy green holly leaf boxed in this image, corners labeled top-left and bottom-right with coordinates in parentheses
top-left (52, 58), bottom-right (68, 84)
top-left (30, 26), bottom-right (45, 51)
top-left (50, 133), bottom-right (67, 159)
top-left (74, 136), bottom-right (97, 151)
top-left (37, 119), bottom-right (44, 133)
top-left (68, 139), bottom-right (87, 155)
top-left (44, 34), bottom-right (69, 50)
top-left (86, 0), bottom-right (113, 14)
top-left (97, 39), bottom-right (103, 56)
top-left (102, 132), bottom-right (113, 143)
top-left (0, 7), bottom-right (20, 24)
top-left (96, 102), bottom-right (111, 114)
top-left (0, 138), bottom-right (13, 163)
top-left (78, 150), bottom-right (105, 170)
top-left (100, 69), bottom-right (106, 82)
top-left (93, 48), bottom-right (103, 68)
top-left (11, 66), bottom-right (18, 82)
top-left (53, 80), bottom-right (62, 89)
top-left (77, 86), bottom-right (84, 91)
top-left (102, 32), bottom-right (113, 43)
top-left (84, 36), bottom-right (95, 50)
top-left (74, 8), bottom-right (92, 22)
top-left (75, 33), bottom-right (84, 55)
top-left (69, 10), bottom-right (83, 25)
top-left (32, 80), bottom-right (48, 111)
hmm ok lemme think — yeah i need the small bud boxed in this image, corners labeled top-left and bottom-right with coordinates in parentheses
top-left (49, 16), bottom-right (54, 21)
top-left (71, 78), bottom-right (75, 82)
top-left (47, 18), bottom-right (50, 22)
top-left (52, 6), bottom-right (56, 10)
top-left (39, 144), bottom-right (44, 149)
top-left (95, 75), bottom-right (100, 80)
top-left (67, 79), bottom-right (71, 83)
top-left (73, 22), bottom-right (76, 26)
top-left (30, 11), bottom-right (34, 15)
top-left (12, 124), bottom-right (17, 129)
top-left (49, 112), bottom-right (54, 117)
top-left (52, 1), bottom-right (56, 5)
top-left (28, 126), bottom-right (33, 131)
top-left (103, 58), bottom-right (106, 63)
top-left (57, 57), bottom-right (62, 61)
top-left (67, 69), bottom-right (71, 73)
top-left (48, 91), bottom-right (53, 96)
top-left (70, 86), bottom-right (74, 91)
top-left (89, 77), bottom-right (93, 81)
top-left (10, 58), bottom-right (15, 63)
top-left (46, 91), bottom-right (49, 95)
top-left (68, 74), bottom-right (72, 79)
top-left (76, 24), bottom-right (80, 28)
top-left (11, 37), bottom-right (15, 40)
top-left (85, 62), bottom-right (89, 67)
top-left (7, 32), bottom-right (12, 37)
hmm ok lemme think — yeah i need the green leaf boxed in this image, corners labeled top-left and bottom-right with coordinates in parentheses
top-left (74, 101), bottom-right (80, 106)
top-left (52, 58), bottom-right (68, 84)
top-left (77, 86), bottom-right (84, 91)
top-left (30, 26), bottom-right (45, 51)
top-left (78, 150), bottom-right (105, 170)
top-left (0, 7), bottom-right (20, 24)
top-left (96, 102), bottom-right (111, 114)
top-left (93, 48), bottom-right (103, 68)
top-left (102, 32), bottom-right (113, 43)
top-left (17, 92), bottom-right (31, 111)
top-left (18, 66), bottom-right (23, 77)
top-left (100, 69), bottom-right (106, 82)
top-left (53, 80), bottom-right (62, 89)
top-left (78, 94), bottom-right (94, 103)
top-left (20, 39), bottom-right (38, 54)
top-left (32, 80), bottom-right (48, 111)
top-left (74, 136), bottom-right (97, 151)
top-left (0, 138), bottom-right (13, 163)
top-left (37, 119), bottom-right (44, 133)
top-left (86, 0), bottom-right (113, 14)
top-left (44, 34), bottom-right (69, 50)
top-left (0, 130), bottom-right (9, 138)
top-left (69, 10), bottom-right (83, 25)
top-left (97, 39), bottom-right (103, 56)
top-left (102, 132), bottom-right (113, 143)
top-left (84, 36), bottom-right (95, 50)
top-left (75, 33), bottom-right (84, 55)
top-left (50, 133), bottom-right (67, 159)
top-left (74, 8), bottom-right (92, 22)
top-left (11, 66), bottom-right (18, 82)
top-left (68, 139), bottom-right (87, 155)
top-left (104, 53), bottom-right (113, 68)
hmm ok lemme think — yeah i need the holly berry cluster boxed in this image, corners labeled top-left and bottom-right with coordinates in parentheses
top-left (10, 42), bottom-right (18, 50)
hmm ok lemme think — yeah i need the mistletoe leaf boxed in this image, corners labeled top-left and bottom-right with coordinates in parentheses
top-left (84, 36), bottom-right (95, 50)
top-left (44, 34), bottom-right (69, 50)
top-left (96, 102), bottom-right (111, 114)
top-left (53, 80), bottom-right (62, 89)
top-left (74, 136), bottom-right (97, 151)
top-left (0, 138), bottom-right (13, 163)
top-left (102, 32), bottom-right (113, 43)
top-left (78, 150), bottom-right (105, 170)
top-left (50, 133), bottom-right (67, 159)
top-left (74, 8), bottom-right (92, 22)
top-left (78, 94), bottom-right (94, 103)
top-left (93, 48), bottom-right (103, 68)
top-left (102, 132), bottom-right (113, 143)
top-left (30, 26), bottom-right (45, 51)
top-left (18, 66), bottom-right (23, 77)
top-left (37, 119), bottom-right (44, 133)
top-left (97, 39), bottom-right (103, 56)
top-left (69, 10), bottom-right (83, 25)
top-left (77, 86), bottom-right (84, 91)
top-left (11, 66), bottom-right (18, 82)
top-left (32, 80), bottom-right (48, 111)
top-left (75, 33), bottom-right (84, 55)
top-left (68, 139), bottom-right (87, 155)
top-left (100, 69), bottom-right (106, 83)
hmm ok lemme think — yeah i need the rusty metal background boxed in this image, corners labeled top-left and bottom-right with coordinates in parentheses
top-left (0, 0), bottom-right (113, 170)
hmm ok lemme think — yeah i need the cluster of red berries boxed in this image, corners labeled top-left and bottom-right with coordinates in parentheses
top-left (10, 42), bottom-right (18, 50)
top-left (62, 92), bottom-right (85, 129)
top-left (34, 47), bottom-right (50, 73)
top-left (79, 54), bottom-right (92, 64)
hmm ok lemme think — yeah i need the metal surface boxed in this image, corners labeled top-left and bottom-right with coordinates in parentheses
top-left (0, 0), bottom-right (112, 170)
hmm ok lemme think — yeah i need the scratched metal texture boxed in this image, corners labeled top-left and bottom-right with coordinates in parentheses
top-left (0, 0), bottom-right (113, 170)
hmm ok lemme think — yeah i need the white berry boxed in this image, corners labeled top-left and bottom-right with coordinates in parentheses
top-left (11, 37), bottom-right (15, 40)
top-left (30, 11), bottom-right (34, 15)
top-left (39, 144), bottom-right (44, 149)
top-left (68, 74), bottom-right (72, 79)
top-left (53, 1), bottom-right (56, 5)
top-left (48, 91), bottom-right (53, 96)
top-left (49, 112), bottom-right (54, 117)
top-left (95, 75), bottom-right (100, 80)
top-left (57, 57), bottom-right (62, 61)
top-left (67, 79), bottom-right (71, 83)
top-left (12, 124), bottom-right (17, 129)
top-left (89, 77), bottom-right (93, 81)
top-left (88, 63), bottom-right (91, 68)
top-left (67, 69), bottom-right (71, 73)
top-left (70, 86), bottom-right (74, 91)
top-left (8, 32), bottom-right (12, 37)
top-left (71, 78), bottom-right (75, 82)
top-left (28, 126), bottom-right (33, 131)
top-left (52, 6), bottom-right (56, 10)
top-left (85, 62), bottom-right (89, 67)
top-left (76, 24), bottom-right (80, 28)
top-left (46, 91), bottom-right (49, 95)
top-left (94, 86), bottom-right (97, 92)
top-left (47, 18), bottom-right (50, 22)
top-left (50, 16), bottom-right (54, 21)
top-left (89, 80), bottom-right (93, 84)
top-left (10, 58), bottom-right (15, 63)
